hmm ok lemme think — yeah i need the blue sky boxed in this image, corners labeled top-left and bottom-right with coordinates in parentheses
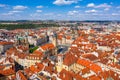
top-left (0, 0), bottom-right (120, 20)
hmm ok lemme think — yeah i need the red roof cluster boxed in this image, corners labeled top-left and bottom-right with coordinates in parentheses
top-left (77, 59), bottom-right (102, 74)
top-left (0, 41), bottom-right (14, 45)
top-left (40, 43), bottom-right (55, 51)
top-left (63, 53), bottom-right (78, 66)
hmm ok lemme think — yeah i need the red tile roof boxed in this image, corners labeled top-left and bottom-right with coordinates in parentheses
top-left (0, 65), bottom-right (5, 70)
top-left (89, 75), bottom-right (101, 80)
top-left (29, 65), bottom-right (39, 73)
top-left (40, 43), bottom-right (55, 51)
top-left (6, 47), bottom-right (18, 56)
top-left (81, 67), bottom-right (90, 75)
top-left (33, 50), bottom-right (43, 55)
top-left (0, 41), bottom-right (14, 45)
top-left (35, 63), bottom-right (44, 71)
top-left (17, 71), bottom-right (27, 80)
top-left (0, 69), bottom-right (15, 76)
top-left (18, 45), bottom-right (29, 51)
top-left (63, 53), bottom-right (78, 66)
top-left (59, 69), bottom-right (73, 80)
top-left (18, 53), bottom-right (27, 59)
top-left (66, 36), bottom-right (71, 39)
top-left (82, 54), bottom-right (98, 61)
top-left (77, 59), bottom-right (102, 74)
top-left (58, 35), bottom-right (63, 40)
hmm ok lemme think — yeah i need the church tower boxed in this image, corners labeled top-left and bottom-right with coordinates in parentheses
top-left (52, 31), bottom-right (58, 55)
top-left (56, 54), bottom-right (63, 72)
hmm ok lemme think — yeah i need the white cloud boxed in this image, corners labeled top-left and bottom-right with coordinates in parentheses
top-left (87, 3), bottom-right (95, 7)
top-left (110, 2), bottom-right (113, 5)
top-left (36, 6), bottom-right (43, 8)
top-left (2, 13), bottom-right (13, 16)
top-left (95, 3), bottom-right (111, 8)
top-left (56, 14), bottom-right (62, 17)
top-left (85, 9), bottom-right (97, 13)
top-left (44, 13), bottom-right (54, 16)
top-left (75, 5), bottom-right (80, 8)
top-left (87, 3), bottom-right (111, 8)
top-left (0, 4), bottom-right (7, 7)
top-left (53, 0), bottom-right (78, 5)
top-left (13, 5), bottom-right (27, 10)
top-left (68, 10), bottom-right (79, 15)
top-left (30, 13), bottom-right (41, 17)
top-left (9, 10), bottom-right (22, 13)
top-left (117, 6), bottom-right (120, 9)
top-left (36, 10), bottom-right (42, 13)
top-left (2, 10), bottom-right (22, 16)
top-left (104, 8), bottom-right (109, 11)
top-left (112, 13), bottom-right (120, 16)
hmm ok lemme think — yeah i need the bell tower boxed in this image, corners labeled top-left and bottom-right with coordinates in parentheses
top-left (52, 31), bottom-right (58, 55)
top-left (56, 54), bottom-right (63, 72)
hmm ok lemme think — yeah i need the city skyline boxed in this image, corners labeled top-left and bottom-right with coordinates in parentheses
top-left (0, 0), bottom-right (120, 20)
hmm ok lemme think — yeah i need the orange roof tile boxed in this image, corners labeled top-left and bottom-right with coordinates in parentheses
top-left (58, 35), bottom-right (63, 40)
top-left (81, 67), bottom-right (90, 75)
top-left (77, 59), bottom-right (102, 74)
top-left (29, 65), bottom-right (39, 73)
top-left (0, 65), bottom-right (5, 70)
top-left (59, 69), bottom-right (73, 80)
top-left (33, 50), bottom-right (43, 55)
top-left (18, 45), bottom-right (29, 51)
top-left (18, 53), bottom-right (27, 59)
top-left (35, 63), bottom-right (44, 71)
top-left (82, 54), bottom-right (98, 61)
top-left (63, 53), bottom-right (78, 66)
top-left (89, 75), bottom-right (101, 80)
top-left (0, 69), bottom-right (15, 76)
top-left (40, 43), bottom-right (55, 51)
top-left (66, 36), bottom-right (71, 39)
top-left (0, 41), bottom-right (14, 45)
top-left (18, 71), bottom-right (27, 80)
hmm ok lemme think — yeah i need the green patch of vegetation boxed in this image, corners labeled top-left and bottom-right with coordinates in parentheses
top-left (0, 23), bottom-right (60, 30)
top-left (29, 46), bottom-right (39, 53)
